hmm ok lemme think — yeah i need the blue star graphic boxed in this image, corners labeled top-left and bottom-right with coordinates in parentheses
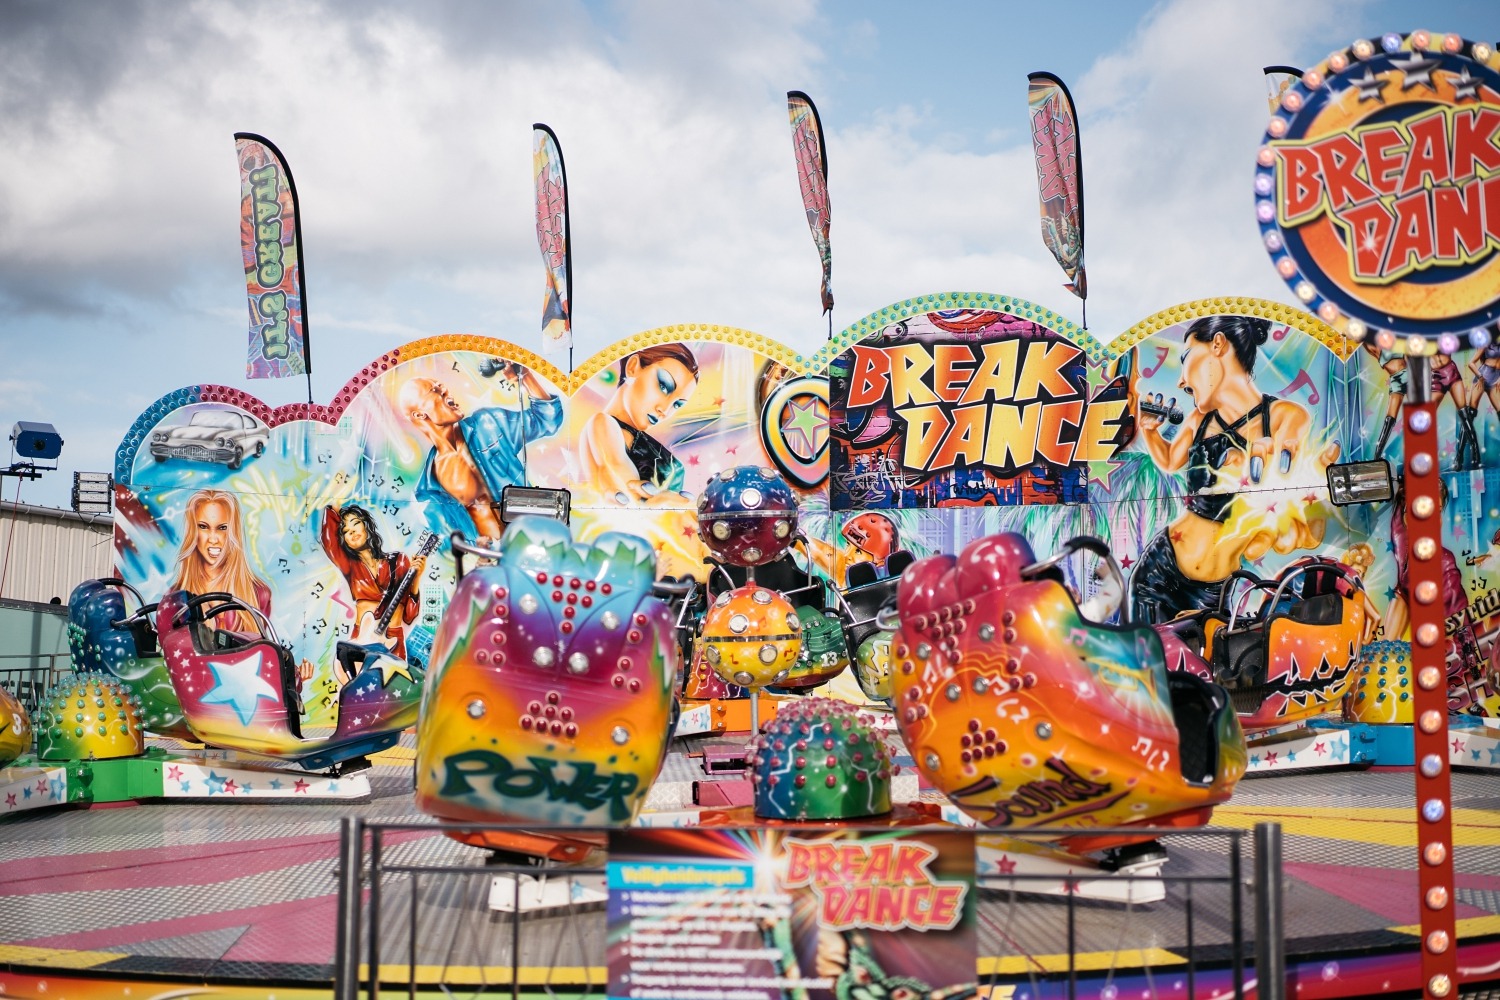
top-left (327, 781), bottom-right (339, 793)
top-left (1287, 751), bottom-right (1297, 763)
top-left (269, 778), bottom-right (283, 791)
top-left (21, 786), bottom-right (30, 799)
top-left (1488, 745), bottom-right (1500, 765)
top-left (180, 780), bottom-right (193, 792)
top-left (1472, 749), bottom-right (1482, 762)
top-left (201, 657), bottom-right (280, 726)
top-left (1250, 754), bottom-right (1262, 767)
top-left (1331, 736), bottom-right (1347, 759)
top-left (48, 777), bottom-right (64, 800)
top-left (1384, 586), bottom-right (1397, 600)
top-left (206, 771), bottom-right (227, 795)
top-left (241, 781), bottom-right (253, 792)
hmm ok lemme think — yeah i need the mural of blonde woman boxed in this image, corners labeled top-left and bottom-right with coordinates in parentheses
top-left (169, 490), bottom-right (271, 634)
top-left (580, 344), bottom-right (699, 505)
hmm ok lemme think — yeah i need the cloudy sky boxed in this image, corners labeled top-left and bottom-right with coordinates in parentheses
top-left (1, 0), bottom-right (1498, 508)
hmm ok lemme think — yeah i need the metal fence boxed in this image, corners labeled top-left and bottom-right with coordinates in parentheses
top-left (0, 652), bottom-right (68, 718)
top-left (334, 819), bottom-right (1284, 1000)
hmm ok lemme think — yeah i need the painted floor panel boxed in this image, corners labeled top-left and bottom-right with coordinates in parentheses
top-left (0, 736), bottom-right (1496, 994)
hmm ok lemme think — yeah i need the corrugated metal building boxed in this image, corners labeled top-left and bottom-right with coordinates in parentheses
top-left (0, 500), bottom-right (113, 605)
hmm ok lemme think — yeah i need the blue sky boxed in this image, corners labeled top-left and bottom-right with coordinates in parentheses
top-left (1, 0), bottom-right (1498, 509)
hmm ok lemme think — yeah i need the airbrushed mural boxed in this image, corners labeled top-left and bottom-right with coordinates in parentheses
top-left (110, 294), bottom-right (1500, 729)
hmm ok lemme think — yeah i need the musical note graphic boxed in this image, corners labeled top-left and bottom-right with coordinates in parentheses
top-left (1272, 325), bottom-right (1291, 341)
top-left (1280, 369), bottom-right (1321, 405)
top-left (393, 475), bottom-right (406, 488)
top-left (1141, 346), bottom-right (1171, 379)
top-left (311, 582), bottom-right (325, 598)
top-left (278, 558), bottom-right (290, 575)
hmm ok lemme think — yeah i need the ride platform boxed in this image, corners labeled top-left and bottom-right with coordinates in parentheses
top-left (0, 736), bottom-right (1497, 998)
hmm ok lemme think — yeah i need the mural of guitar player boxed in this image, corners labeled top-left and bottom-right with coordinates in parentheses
top-left (1128, 315), bottom-right (1341, 624)
top-left (319, 504), bottom-right (431, 672)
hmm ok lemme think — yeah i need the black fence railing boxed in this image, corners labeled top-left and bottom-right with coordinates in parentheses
top-left (0, 652), bottom-right (67, 719)
top-left (334, 819), bottom-right (1284, 1000)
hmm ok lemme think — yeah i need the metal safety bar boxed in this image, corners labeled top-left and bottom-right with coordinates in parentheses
top-left (334, 819), bottom-right (1286, 1000)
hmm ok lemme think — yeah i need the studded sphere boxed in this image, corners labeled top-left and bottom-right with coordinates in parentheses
top-left (0, 686), bottom-right (32, 767)
top-left (699, 585), bottom-right (802, 688)
top-left (746, 697), bottom-right (895, 820)
top-left (1344, 640), bottom-right (1414, 725)
top-left (36, 674), bottom-right (146, 761)
top-left (696, 466), bottom-right (799, 567)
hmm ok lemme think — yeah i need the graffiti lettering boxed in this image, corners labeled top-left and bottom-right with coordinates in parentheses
top-left (1275, 106), bottom-right (1500, 282)
top-left (257, 291), bottom-right (290, 360)
top-left (845, 341), bottom-right (1124, 474)
top-left (981, 757), bottom-right (1125, 828)
top-left (438, 749), bottom-right (640, 822)
top-left (249, 164), bottom-right (285, 287)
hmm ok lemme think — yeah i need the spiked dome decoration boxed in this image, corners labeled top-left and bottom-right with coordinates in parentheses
top-left (1346, 640), bottom-right (1417, 724)
top-left (747, 697), bottom-right (896, 821)
top-left (696, 466), bottom-right (800, 568)
top-left (415, 517), bottom-right (677, 827)
top-left (891, 533), bottom-right (1246, 831)
top-left (1254, 31), bottom-right (1500, 354)
top-left (36, 675), bottom-right (146, 762)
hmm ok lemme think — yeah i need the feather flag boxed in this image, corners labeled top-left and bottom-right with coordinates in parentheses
top-left (533, 124), bottom-right (572, 362)
top-left (235, 133), bottom-right (310, 379)
top-left (1025, 73), bottom-right (1087, 302)
top-left (787, 91), bottom-right (833, 317)
top-left (1263, 65), bottom-right (1302, 114)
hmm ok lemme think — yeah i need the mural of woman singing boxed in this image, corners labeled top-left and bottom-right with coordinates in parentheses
top-left (1128, 315), bottom-right (1339, 624)
top-left (169, 489), bottom-right (271, 634)
top-left (580, 344), bottom-right (700, 503)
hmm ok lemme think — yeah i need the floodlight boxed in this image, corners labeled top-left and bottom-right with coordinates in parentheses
top-left (1326, 460), bottom-right (1394, 506)
top-left (500, 486), bottom-right (571, 525)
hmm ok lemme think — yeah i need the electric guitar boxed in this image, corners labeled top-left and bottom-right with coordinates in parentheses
top-left (351, 531), bottom-right (439, 651)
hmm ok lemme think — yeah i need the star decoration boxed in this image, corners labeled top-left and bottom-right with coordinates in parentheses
top-left (36, 779), bottom-right (47, 796)
top-left (1452, 737), bottom-right (1466, 754)
top-left (1352, 67), bottom-right (1389, 103)
top-left (206, 771), bottom-right (228, 795)
top-left (372, 655), bottom-right (414, 688)
top-left (328, 781), bottom-right (340, 793)
top-left (167, 765), bottom-right (182, 781)
top-left (1393, 52), bottom-right (1441, 92)
top-left (996, 855), bottom-right (1017, 875)
top-left (202, 657), bottom-right (280, 725)
top-left (5, 793), bottom-right (15, 808)
top-left (686, 454), bottom-right (700, 466)
top-left (1385, 587), bottom-right (1398, 601)
top-left (1287, 751), bottom-right (1297, 763)
top-left (1452, 67), bottom-right (1480, 101)
top-left (48, 777), bottom-right (64, 800)
top-left (1313, 741), bottom-right (1327, 756)
top-left (21, 786), bottom-right (30, 799)
top-left (1488, 745), bottom-right (1500, 765)
top-left (1250, 754), bottom-right (1261, 767)
top-left (224, 779), bottom-right (239, 795)
top-left (782, 396), bottom-right (829, 459)
top-left (294, 778), bottom-right (310, 793)
top-left (269, 778), bottom-right (283, 791)
top-left (180, 780), bottom-right (193, 792)
top-left (1119, 555), bottom-right (1135, 570)
top-left (681, 525), bottom-right (695, 538)
top-left (1471, 749), bottom-right (1482, 762)
top-left (1265, 750), bottom-right (1279, 766)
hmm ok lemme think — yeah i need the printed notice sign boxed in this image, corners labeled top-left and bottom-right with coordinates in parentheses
top-left (606, 829), bottom-right (976, 1000)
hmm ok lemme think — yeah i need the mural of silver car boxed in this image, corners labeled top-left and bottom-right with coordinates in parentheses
top-left (150, 410), bottom-right (269, 470)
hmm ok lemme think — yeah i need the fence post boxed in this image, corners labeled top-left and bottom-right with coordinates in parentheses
top-left (1254, 822), bottom-right (1285, 1000)
top-left (335, 817), bottom-right (365, 1000)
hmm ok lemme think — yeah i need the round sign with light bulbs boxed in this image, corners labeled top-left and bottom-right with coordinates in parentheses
top-left (1255, 31), bottom-right (1500, 355)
